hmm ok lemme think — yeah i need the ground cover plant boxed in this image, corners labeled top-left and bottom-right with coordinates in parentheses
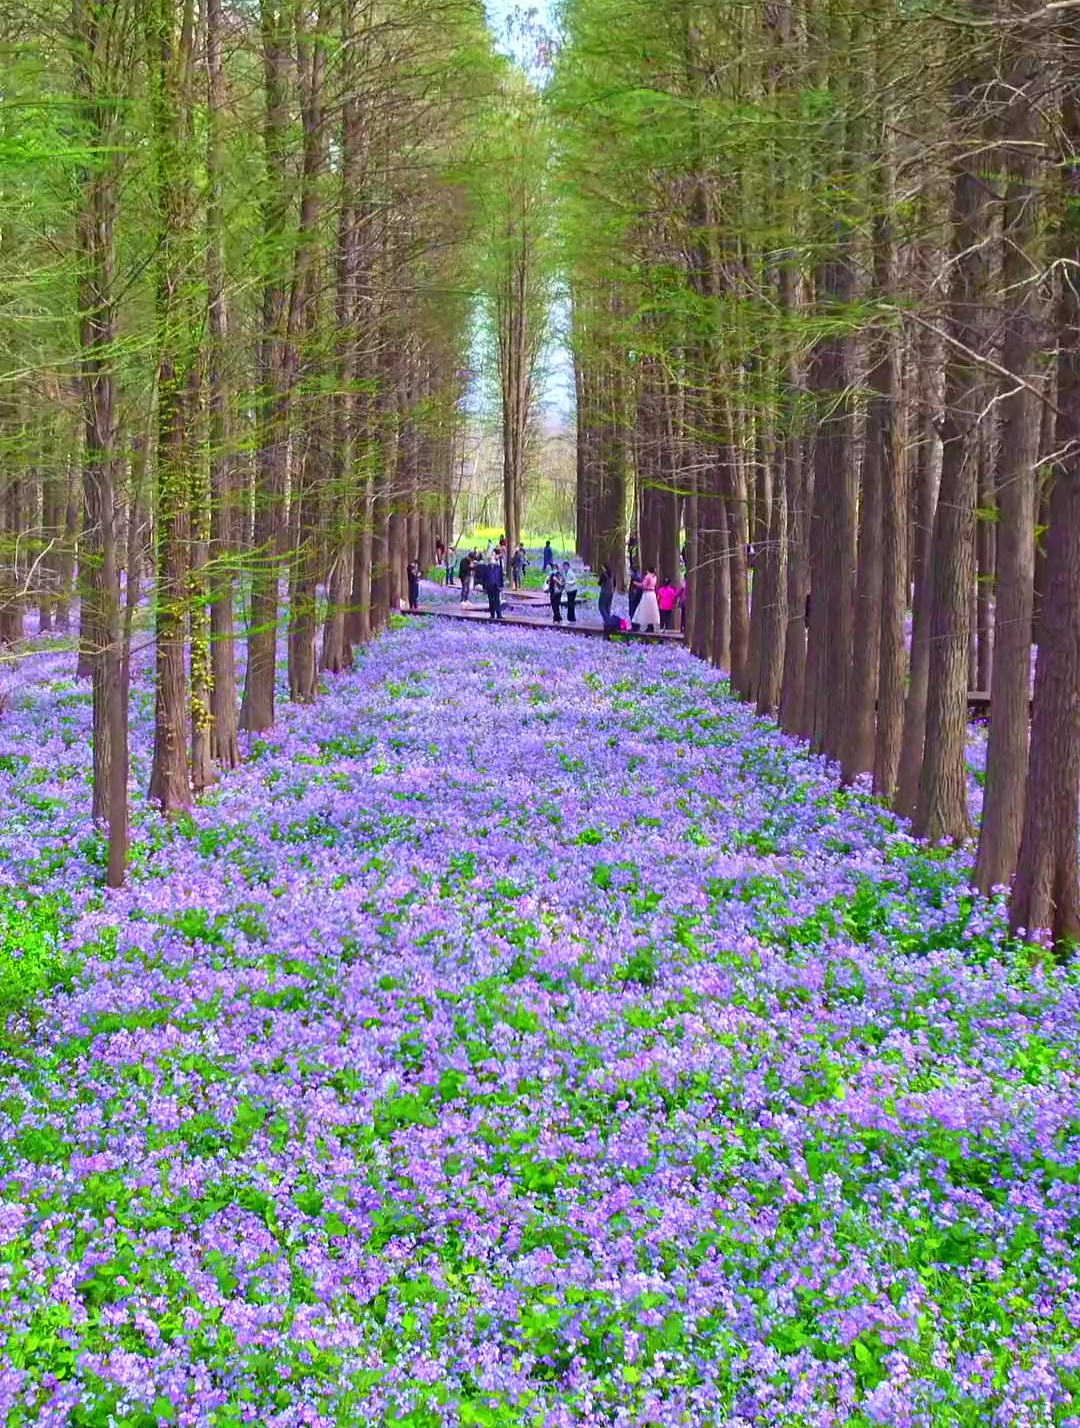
top-left (0, 620), bottom-right (1077, 1428)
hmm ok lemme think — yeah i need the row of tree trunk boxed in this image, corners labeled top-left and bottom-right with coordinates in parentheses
top-left (0, 0), bottom-right (490, 886)
top-left (562, 0), bottom-right (1080, 948)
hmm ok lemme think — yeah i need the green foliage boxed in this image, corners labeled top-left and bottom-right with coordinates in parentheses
top-left (0, 890), bottom-right (71, 1020)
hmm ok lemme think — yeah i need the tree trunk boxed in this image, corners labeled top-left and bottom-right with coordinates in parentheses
top-left (55, 459), bottom-right (78, 634)
top-left (873, 335), bottom-right (906, 798)
top-left (1008, 39), bottom-right (1080, 947)
top-left (0, 452), bottom-right (23, 647)
top-left (973, 47), bottom-right (1041, 895)
top-left (286, 5), bottom-right (329, 703)
top-left (756, 423), bottom-right (787, 716)
top-left (805, 241), bottom-right (856, 759)
top-left (723, 431), bottom-right (750, 695)
top-left (915, 77), bottom-right (992, 843)
top-left (895, 302), bottom-right (943, 818)
top-left (847, 123), bottom-right (900, 785)
top-left (206, 0), bottom-right (240, 771)
top-left (779, 265), bottom-right (808, 735)
top-left (146, 0), bottom-right (195, 815)
top-left (74, 0), bottom-right (128, 882)
top-left (1008, 376), bottom-right (1080, 944)
top-left (975, 422), bottom-right (995, 692)
top-left (841, 394), bottom-right (883, 783)
top-left (240, 0), bottom-right (292, 735)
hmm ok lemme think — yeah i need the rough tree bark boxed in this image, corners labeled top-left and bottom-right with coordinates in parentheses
top-left (146, 0), bottom-right (195, 814)
top-left (206, 0), bottom-right (240, 770)
top-left (915, 52), bottom-right (993, 844)
top-left (240, 0), bottom-right (292, 734)
top-left (287, 3), bottom-right (329, 704)
top-left (895, 311), bottom-right (942, 818)
top-left (973, 41), bottom-right (1041, 894)
top-left (1008, 46), bottom-right (1080, 947)
top-left (73, 0), bottom-right (128, 884)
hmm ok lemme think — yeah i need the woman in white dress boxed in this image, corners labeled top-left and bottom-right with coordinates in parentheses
top-left (635, 567), bottom-right (661, 632)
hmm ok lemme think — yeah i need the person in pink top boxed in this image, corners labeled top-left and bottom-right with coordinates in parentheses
top-left (657, 576), bottom-right (677, 631)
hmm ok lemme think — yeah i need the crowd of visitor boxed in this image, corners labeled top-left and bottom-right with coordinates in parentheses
top-left (448, 539), bottom-right (530, 601)
top-left (418, 534), bottom-right (689, 635)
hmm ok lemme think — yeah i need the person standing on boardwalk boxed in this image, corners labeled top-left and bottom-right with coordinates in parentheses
top-left (459, 551), bottom-right (473, 604)
top-left (482, 557), bottom-right (504, 621)
top-left (628, 563), bottom-right (643, 624)
top-left (511, 544), bottom-right (528, 589)
top-left (676, 577), bottom-right (687, 633)
top-left (636, 567), bottom-right (661, 633)
top-left (407, 560), bottom-right (421, 613)
top-left (561, 562), bottom-right (579, 623)
top-left (542, 540), bottom-right (554, 573)
top-left (598, 564), bottom-right (614, 622)
top-left (444, 544), bottom-right (455, 586)
top-left (545, 564), bottom-right (564, 623)
top-left (657, 576), bottom-right (676, 631)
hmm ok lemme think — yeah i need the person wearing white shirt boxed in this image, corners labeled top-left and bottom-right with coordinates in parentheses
top-left (560, 562), bottom-right (578, 624)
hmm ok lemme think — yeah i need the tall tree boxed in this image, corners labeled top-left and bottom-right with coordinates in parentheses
top-left (146, 0), bottom-right (197, 813)
top-left (1009, 23), bottom-right (1080, 946)
top-left (915, 20), bottom-right (994, 844)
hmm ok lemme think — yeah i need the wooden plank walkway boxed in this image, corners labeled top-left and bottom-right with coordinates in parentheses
top-left (414, 604), bottom-right (685, 643)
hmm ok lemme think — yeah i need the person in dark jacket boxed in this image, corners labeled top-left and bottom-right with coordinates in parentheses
top-left (542, 540), bottom-right (555, 572)
top-left (511, 544), bottom-right (528, 589)
top-left (598, 564), bottom-right (614, 622)
top-left (483, 558), bottom-right (504, 621)
top-left (459, 552), bottom-right (473, 604)
top-left (627, 564), bottom-right (643, 625)
top-left (407, 559), bottom-right (421, 612)
top-left (545, 565), bottom-right (564, 623)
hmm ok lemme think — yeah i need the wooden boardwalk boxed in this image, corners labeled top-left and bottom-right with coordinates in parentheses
top-left (414, 603), bottom-right (685, 643)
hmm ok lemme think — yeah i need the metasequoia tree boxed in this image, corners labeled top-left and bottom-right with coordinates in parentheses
top-left (914, 13), bottom-right (995, 845)
top-left (973, 6), bottom-right (1044, 892)
top-left (554, 0), bottom-right (1076, 947)
top-left (72, 0), bottom-right (132, 886)
top-left (1008, 9), bottom-right (1080, 944)
top-left (0, 0), bottom-right (495, 885)
top-left (145, 0), bottom-right (199, 812)
top-left (205, 0), bottom-right (241, 768)
top-left (476, 74), bottom-right (551, 563)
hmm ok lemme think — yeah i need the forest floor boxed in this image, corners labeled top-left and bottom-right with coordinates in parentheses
top-left (0, 617), bottom-right (1077, 1427)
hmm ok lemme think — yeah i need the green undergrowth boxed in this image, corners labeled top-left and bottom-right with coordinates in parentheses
top-left (0, 888), bottom-right (74, 1026)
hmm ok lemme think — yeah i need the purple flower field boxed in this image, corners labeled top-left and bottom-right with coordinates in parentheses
top-left (0, 618), bottom-right (1078, 1428)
